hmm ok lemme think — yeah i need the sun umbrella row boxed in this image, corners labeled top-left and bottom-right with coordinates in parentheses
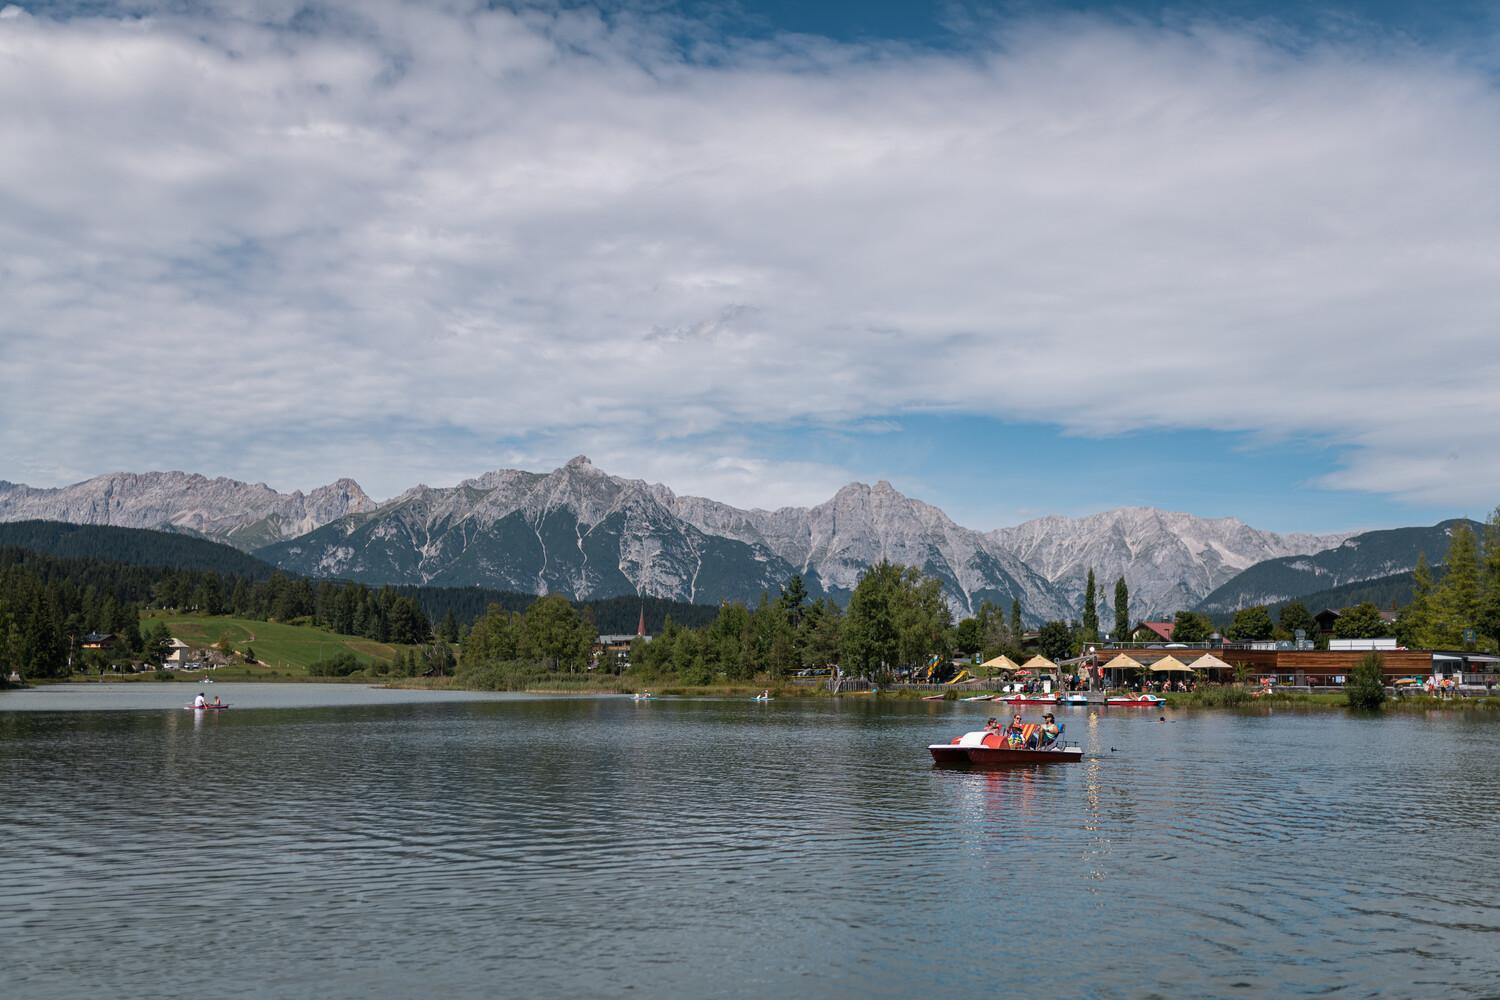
top-left (1100, 652), bottom-right (1236, 674)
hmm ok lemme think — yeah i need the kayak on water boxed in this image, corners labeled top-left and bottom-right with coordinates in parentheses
top-left (184, 704), bottom-right (230, 711)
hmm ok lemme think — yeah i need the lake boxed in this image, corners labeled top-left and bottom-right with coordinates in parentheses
top-left (3, 684), bottom-right (1499, 998)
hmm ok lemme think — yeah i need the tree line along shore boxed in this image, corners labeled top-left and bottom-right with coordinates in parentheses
top-left (3, 511), bottom-right (1498, 715)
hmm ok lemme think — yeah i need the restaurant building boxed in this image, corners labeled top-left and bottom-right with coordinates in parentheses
top-left (1106, 644), bottom-right (1499, 686)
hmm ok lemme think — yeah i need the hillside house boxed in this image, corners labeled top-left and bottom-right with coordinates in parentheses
top-left (1314, 607), bottom-right (1400, 637)
top-left (79, 631), bottom-right (115, 650)
top-left (1131, 621), bottom-right (1176, 643)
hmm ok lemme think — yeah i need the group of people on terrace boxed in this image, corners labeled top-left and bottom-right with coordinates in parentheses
top-left (1128, 677), bottom-right (1197, 694)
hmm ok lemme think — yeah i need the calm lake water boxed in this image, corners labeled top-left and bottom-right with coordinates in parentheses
top-left (3, 684), bottom-right (1499, 998)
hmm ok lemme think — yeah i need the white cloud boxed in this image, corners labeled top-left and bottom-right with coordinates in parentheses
top-left (2, 3), bottom-right (1499, 509)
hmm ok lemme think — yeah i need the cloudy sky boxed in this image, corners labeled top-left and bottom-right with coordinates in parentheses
top-left (3, 0), bottom-right (1499, 533)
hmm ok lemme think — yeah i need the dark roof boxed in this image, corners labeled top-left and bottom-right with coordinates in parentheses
top-left (81, 631), bottom-right (115, 643)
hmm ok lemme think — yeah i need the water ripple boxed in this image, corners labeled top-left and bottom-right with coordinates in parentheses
top-left (2, 696), bottom-right (1499, 998)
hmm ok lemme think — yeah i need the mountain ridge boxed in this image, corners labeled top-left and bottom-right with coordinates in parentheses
top-left (1, 459), bottom-right (1358, 621)
top-left (0, 471), bottom-right (374, 549)
top-left (1195, 519), bottom-right (1477, 615)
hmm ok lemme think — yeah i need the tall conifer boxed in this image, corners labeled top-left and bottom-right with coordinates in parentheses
top-left (1082, 569), bottom-right (1099, 643)
top-left (1113, 576), bottom-right (1129, 640)
top-left (1434, 524), bottom-right (1481, 646)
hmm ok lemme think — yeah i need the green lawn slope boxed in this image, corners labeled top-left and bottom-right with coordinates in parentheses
top-left (143, 612), bottom-right (403, 675)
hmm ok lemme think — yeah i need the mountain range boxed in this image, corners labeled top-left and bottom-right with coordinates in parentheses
top-left (0, 459), bottom-right (1363, 623)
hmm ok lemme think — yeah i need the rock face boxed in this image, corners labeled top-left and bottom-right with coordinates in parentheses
top-left (990, 508), bottom-right (1351, 623)
top-left (258, 457), bottom-right (1074, 618)
top-left (674, 481), bottom-right (1070, 619)
top-left (0, 472), bottom-right (374, 550)
top-left (258, 457), bottom-right (800, 606)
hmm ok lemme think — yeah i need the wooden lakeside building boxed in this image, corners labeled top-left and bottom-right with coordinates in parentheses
top-left (1099, 644), bottom-right (1500, 686)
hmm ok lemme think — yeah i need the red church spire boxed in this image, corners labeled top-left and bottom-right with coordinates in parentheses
top-left (637, 604), bottom-right (646, 638)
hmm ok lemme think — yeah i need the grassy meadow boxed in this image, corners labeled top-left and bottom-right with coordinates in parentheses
top-left (140, 612), bottom-right (405, 677)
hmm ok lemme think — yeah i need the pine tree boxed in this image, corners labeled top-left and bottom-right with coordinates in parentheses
top-left (1434, 524), bottom-right (1481, 646)
top-left (1397, 553), bottom-right (1435, 648)
top-left (1480, 507), bottom-right (1500, 648)
top-left (1010, 599), bottom-right (1022, 640)
top-left (779, 574), bottom-right (809, 628)
top-left (1081, 569), bottom-right (1099, 643)
top-left (1113, 576), bottom-right (1129, 641)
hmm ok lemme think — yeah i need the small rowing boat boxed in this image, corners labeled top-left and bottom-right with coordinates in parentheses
top-left (631, 692), bottom-right (655, 702)
top-left (184, 704), bottom-right (229, 711)
top-left (961, 694), bottom-right (995, 702)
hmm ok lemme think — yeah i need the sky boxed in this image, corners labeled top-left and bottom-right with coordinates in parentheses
top-left (3, 1), bottom-right (1500, 535)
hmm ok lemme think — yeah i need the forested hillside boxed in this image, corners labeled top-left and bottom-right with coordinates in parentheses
top-left (0, 520), bottom-right (277, 578)
top-left (1261, 569), bottom-right (1435, 618)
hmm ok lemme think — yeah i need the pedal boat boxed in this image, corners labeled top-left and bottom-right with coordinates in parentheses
top-left (929, 729), bottom-right (1082, 765)
top-left (1106, 694), bottom-right (1165, 707)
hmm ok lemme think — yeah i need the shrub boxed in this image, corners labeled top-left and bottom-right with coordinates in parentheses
top-left (307, 652), bottom-right (364, 677)
top-left (1188, 685), bottom-right (1251, 708)
top-left (455, 658), bottom-right (545, 691)
top-left (153, 669), bottom-right (175, 681)
top-left (1345, 652), bottom-right (1387, 711)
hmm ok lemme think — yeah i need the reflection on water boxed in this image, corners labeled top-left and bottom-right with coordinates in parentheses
top-left (2, 694), bottom-right (1499, 998)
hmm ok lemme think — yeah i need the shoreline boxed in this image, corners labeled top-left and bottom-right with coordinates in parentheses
top-left (20, 674), bottom-right (1500, 713)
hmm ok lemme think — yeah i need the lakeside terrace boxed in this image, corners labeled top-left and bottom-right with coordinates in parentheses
top-left (1095, 643), bottom-right (1500, 687)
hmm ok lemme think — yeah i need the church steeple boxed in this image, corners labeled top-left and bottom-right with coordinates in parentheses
top-left (636, 604), bottom-right (646, 638)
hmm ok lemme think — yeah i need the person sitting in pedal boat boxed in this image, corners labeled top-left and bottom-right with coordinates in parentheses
top-left (193, 692), bottom-right (207, 709)
top-left (1038, 713), bottom-right (1060, 747)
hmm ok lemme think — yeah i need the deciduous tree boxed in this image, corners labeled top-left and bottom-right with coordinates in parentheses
top-left (1331, 602), bottom-right (1389, 640)
top-left (1171, 611), bottom-right (1213, 644)
top-left (1227, 605), bottom-right (1275, 642)
top-left (1277, 601), bottom-right (1316, 642)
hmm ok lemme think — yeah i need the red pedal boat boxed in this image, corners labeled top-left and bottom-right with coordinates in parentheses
top-left (929, 726), bottom-right (1082, 765)
top-left (1105, 695), bottom-right (1165, 707)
